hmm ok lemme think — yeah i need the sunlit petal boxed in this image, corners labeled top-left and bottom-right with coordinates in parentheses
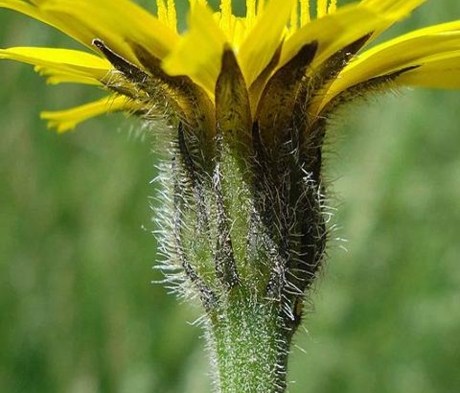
top-left (395, 51), bottom-right (460, 89)
top-left (238, 0), bottom-right (296, 86)
top-left (41, 95), bottom-right (139, 133)
top-left (281, 5), bottom-right (388, 71)
top-left (161, 3), bottom-right (227, 94)
top-left (322, 22), bottom-right (460, 110)
top-left (1, 0), bottom-right (178, 66)
top-left (0, 46), bottom-right (111, 83)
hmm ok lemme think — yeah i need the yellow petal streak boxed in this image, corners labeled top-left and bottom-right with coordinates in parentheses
top-left (2, 0), bottom-right (178, 65)
top-left (281, 5), bottom-right (388, 72)
top-left (220, 0), bottom-right (232, 33)
top-left (359, 0), bottom-right (429, 38)
top-left (162, 4), bottom-right (227, 94)
top-left (156, 0), bottom-right (178, 32)
top-left (35, 67), bottom-right (103, 85)
top-left (246, 0), bottom-right (256, 28)
top-left (41, 95), bottom-right (137, 133)
top-left (300, 0), bottom-right (310, 25)
top-left (328, 0), bottom-right (337, 14)
top-left (167, 0), bottom-right (177, 32)
top-left (0, 47), bottom-right (111, 83)
top-left (325, 22), bottom-right (460, 108)
top-left (360, 0), bottom-right (428, 14)
top-left (257, 0), bottom-right (265, 16)
top-left (317, 0), bottom-right (328, 18)
top-left (156, 0), bottom-right (168, 24)
top-left (290, 1), bottom-right (299, 31)
top-left (396, 52), bottom-right (460, 89)
top-left (238, 0), bottom-right (295, 86)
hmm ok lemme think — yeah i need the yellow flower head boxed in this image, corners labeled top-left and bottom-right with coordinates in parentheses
top-left (1, 0), bottom-right (459, 134)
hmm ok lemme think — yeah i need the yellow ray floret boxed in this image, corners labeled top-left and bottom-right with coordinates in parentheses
top-left (162, 3), bottom-right (227, 94)
top-left (245, 0), bottom-right (256, 28)
top-left (300, 0), bottom-right (311, 25)
top-left (282, 5), bottom-right (373, 70)
top-left (166, 0), bottom-right (177, 32)
top-left (322, 21), bottom-right (460, 110)
top-left (317, 0), bottom-right (328, 18)
top-left (359, 0), bottom-right (429, 38)
top-left (40, 95), bottom-right (140, 133)
top-left (220, 0), bottom-right (232, 33)
top-left (396, 52), bottom-right (460, 89)
top-left (34, 67), bottom-right (104, 85)
top-left (238, 0), bottom-right (295, 86)
top-left (1, 0), bottom-right (178, 66)
top-left (281, 1), bottom-right (424, 76)
top-left (359, 0), bottom-right (428, 15)
top-left (156, 0), bottom-right (178, 32)
top-left (328, 0), bottom-right (337, 14)
top-left (0, 47), bottom-right (111, 83)
top-left (40, 0), bottom-right (177, 63)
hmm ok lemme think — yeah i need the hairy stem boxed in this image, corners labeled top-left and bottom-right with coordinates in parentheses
top-left (208, 288), bottom-right (290, 393)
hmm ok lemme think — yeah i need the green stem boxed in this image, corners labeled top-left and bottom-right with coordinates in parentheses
top-left (208, 288), bottom-right (290, 393)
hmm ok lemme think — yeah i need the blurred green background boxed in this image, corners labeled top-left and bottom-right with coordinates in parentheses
top-left (1, 1), bottom-right (459, 392)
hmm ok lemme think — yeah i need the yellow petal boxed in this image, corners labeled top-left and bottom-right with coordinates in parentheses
top-left (0, 46), bottom-right (110, 83)
top-left (161, 3), bottom-right (227, 95)
top-left (238, 0), bottom-right (296, 86)
top-left (41, 95), bottom-right (138, 133)
top-left (1, 0), bottom-right (178, 66)
top-left (34, 67), bottom-right (103, 85)
top-left (395, 52), bottom-right (460, 89)
top-left (300, 0), bottom-right (311, 25)
top-left (324, 21), bottom-right (460, 109)
top-left (358, 0), bottom-right (429, 42)
top-left (281, 4), bottom-right (403, 73)
top-left (156, 0), bottom-right (177, 32)
top-left (328, 0), bottom-right (337, 14)
top-left (317, 0), bottom-right (328, 19)
top-left (42, 0), bottom-right (178, 62)
top-left (359, 0), bottom-right (428, 16)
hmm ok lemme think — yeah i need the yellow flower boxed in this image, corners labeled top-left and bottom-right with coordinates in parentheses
top-left (1, 0), bottom-right (459, 134)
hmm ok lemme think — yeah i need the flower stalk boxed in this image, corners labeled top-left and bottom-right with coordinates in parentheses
top-left (209, 291), bottom-right (290, 392)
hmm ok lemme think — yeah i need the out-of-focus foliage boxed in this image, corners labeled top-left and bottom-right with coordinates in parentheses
top-left (1, 1), bottom-right (459, 392)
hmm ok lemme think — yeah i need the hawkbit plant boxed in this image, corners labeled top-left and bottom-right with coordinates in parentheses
top-left (1, 0), bottom-right (459, 391)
